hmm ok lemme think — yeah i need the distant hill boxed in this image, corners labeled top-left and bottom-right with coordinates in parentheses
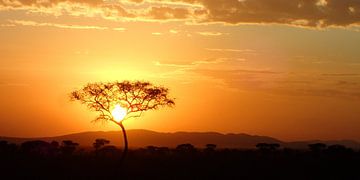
top-left (1, 129), bottom-right (359, 149)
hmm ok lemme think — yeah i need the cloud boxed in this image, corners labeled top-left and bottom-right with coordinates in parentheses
top-left (193, 68), bottom-right (360, 99)
top-left (0, 24), bottom-right (15, 27)
top-left (154, 58), bottom-right (224, 68)
top-left (113, 27), bottom-right (126, 31)
top-left (0, 0), bottom-right (198, 22)
top-left (152, 58), bottom-right (234, 81)
top-left (316, 0), bottom-right (328, 7)
top-left (186, 0), bottom-right (360, 28)
top-left (8, 20), bottom-right (108, 30)
top-left (169, 29), bottom-right (179, 33)
top-left (322, 73), bottom-right (360, 76)
top-left (153, 57), bottom-right (360, 99)
top-left (151, 32), bottom-right (162, 35)
top-left (205, 48), bottom-right (256, 53)
top-left (197, 31), bottom-right (223, 36)
top-left (0, 0), bottom-right (133, 20)
top-left (146, 6), bottom-right (191, 20)
top-left (8, 20), bottom-right (126, 31)
top-left (1, 0), bottom-right (359, 28)
top-left (0, 82), bottom-right (29, 87)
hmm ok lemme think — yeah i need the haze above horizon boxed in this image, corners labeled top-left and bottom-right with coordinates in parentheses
top-left (1, 0), bottom-right (360, 141)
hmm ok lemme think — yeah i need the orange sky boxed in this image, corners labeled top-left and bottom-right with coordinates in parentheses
top-left (1, 0), bottom-right (360, 141)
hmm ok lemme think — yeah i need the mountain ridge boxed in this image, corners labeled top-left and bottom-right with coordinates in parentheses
top-left (1, 129), bottom-right (359, 149)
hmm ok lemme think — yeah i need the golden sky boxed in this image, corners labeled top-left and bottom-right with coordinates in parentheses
top-left (1, 0), bottom-right (360, 141)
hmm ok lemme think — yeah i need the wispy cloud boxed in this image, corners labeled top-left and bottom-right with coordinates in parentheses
top-left (151, 32), bottom-right (162, 35)
top-left (9, 20), bottom-right (108, 30)
top-left (197, 31), bottom-right (223, 36)
top-left (0, 24), bottom-right (15, 27)
top-left (169, 29), bottom-right (179, 34)
top-left (205, 48), bottom-right (256, 53)
top-left (0, 82), bottom-right (29, 87)
top-left (193, 69), bottom-right (360, 99)
top-left (113, 27), bottom-right (126, 31)
top-left (8, 20), bottom-right (126, 31)
top-left (322, 73), bottom-right (360, 77)
top-left (154, 56), bottom-right (360, 99)
top-left (154, 58), bottom-right (224, 68)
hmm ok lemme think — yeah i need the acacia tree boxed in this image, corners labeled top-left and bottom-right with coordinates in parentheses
top-left (70, 81), bottom-right (175, 160)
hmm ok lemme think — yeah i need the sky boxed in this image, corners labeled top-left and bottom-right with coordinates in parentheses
top-left (1, 0), bottom-right (360, 141)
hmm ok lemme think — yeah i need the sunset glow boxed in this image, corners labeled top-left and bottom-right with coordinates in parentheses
top-left (0, 0), bottom-right (360, 141)
top-left (2, 1), bottom-right (360, 179)
top-left (112, 104), bottom-right (127, 122)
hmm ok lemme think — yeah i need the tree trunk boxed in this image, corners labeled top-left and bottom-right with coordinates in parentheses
top-left (119, 123), bottom-right (128, 163)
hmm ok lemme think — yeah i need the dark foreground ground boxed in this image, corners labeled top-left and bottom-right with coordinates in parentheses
top-left (0, 141), bottom-right (359, 180)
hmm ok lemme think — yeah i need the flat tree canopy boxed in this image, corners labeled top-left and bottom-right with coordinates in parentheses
top-left (70, 81), bottom-right (175, 123)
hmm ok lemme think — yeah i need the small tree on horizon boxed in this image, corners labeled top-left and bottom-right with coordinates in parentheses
top-left (256, 143), bottom-right (281, 152)
top-left (70, 81), bottom-right (175, 162)
top-left (93, 138), bottom-right (110, 152)
top-left (61, 140), bottom-right (79, 155)
top-left (205, 144), bottom-right (217, 152)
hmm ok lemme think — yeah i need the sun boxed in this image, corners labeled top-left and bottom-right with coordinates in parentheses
top-left (111, 104), bottom-right (128, 122)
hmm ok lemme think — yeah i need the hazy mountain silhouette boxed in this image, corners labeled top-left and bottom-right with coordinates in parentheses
top-left (1, 129), bottom-right (359, 149)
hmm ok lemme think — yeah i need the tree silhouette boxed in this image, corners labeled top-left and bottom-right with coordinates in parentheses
top-left (21, 140), bottom-right (53, 155)
top-left (0, 141), bottom-right (17, 154)
top-left (327, 144), bottom-right (350, 154)
top-left (205, 144), bottom-right (217, 152)
top-left (70, 81), bottom-right (175, 161)
top-left (256, 143), bottom-right (281, 152)
top-left (93, 138), bottom-right (110, 154)
top-left (176, 143), bottom-right (196, 153)
top-left (61, 140), bottom-right (79, 155)
top-left (308, 143), bottom-right (327, 153)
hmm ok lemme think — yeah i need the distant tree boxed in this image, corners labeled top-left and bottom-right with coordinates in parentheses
top-left (61, 140), bottom-right (79, 155)
top-left (145, 146), bottom-right (170, 155)
top-left (205, 144), bottom-right (217, 152)
top-left (0, 140), bottom-right (7, 146)
top-left (93, 138), bottom-right (110, 152)
top-left (327, 144), bottom-right (350, 154)
top-left (269, 143), bottom-right (280, 150)
top-left (157, 147), bottom-right (170, 155)
top-left (50, 141), bottom-right (59, 148)
top-left (308, 143), bottom-right (327, 152)
top-left (0, 141), bottom-right (17, 154)
top-left (146, 145), bottom-right (158, 154)
top-left (256, 143), bottom-right (267, 151)
top-left (70, 81), bottom-right (175, 162)
top-left (0, 141), bottom-right (9, 152)
top-left (98, 145), bottom-right (119, 157)
top-left (176, 143), bottom-right (196, 153)
top-left (5, 143), bottom-right (17, 154)
top-left (21, 140), bottom-right (54, 155)
top-left (256, 143), bottom-right (281, 151)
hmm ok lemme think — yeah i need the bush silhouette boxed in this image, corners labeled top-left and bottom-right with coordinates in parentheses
top-left (21, 140), bottom-right (58, 156)
top-left (93, 138), bottom-right (110, 152)
top-left (204, 144), bottom-right (217, 153)
top-left (0, 139), bottom-right (359, 179)
top-left (0, 141), bottom-right (17, 154)
top-left (256, 143), bottom-right (281, 151)
top-left (308, 143), bottom-right (327, 153)
top-left (176, 143), bottom-right (196, 153)
top-left (60, 140), bottom-right (79, 155)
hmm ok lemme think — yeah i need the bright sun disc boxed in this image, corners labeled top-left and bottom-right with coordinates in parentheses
top-left (112, 104), bottom-right (127, 122)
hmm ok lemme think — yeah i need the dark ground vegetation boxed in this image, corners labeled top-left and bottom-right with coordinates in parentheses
top-left (0, 140), bottom-right (359, 180)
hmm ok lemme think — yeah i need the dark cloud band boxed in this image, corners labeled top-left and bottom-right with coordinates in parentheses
top-left (1, 0), bottom-right (359, 28)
